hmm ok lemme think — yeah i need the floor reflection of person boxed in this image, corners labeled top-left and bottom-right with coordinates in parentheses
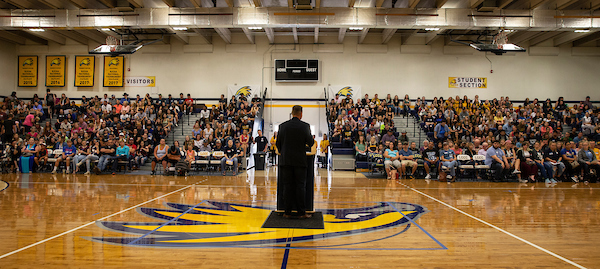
top-left (276, 105), bottom-right (314, 219)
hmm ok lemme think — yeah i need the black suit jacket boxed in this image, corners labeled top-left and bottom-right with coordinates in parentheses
top-left (276, 117), bottom-right (314, 167)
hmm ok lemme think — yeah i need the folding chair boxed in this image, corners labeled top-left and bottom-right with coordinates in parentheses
top-left (40, 149), bottom-right (54, 172)
top-left (457, 154), bottom-right (474, 180)
top-left (117, 157), bottom-right (130, 174)
top-left (473, 155), bottom-right (490, 180)
top-left (47, 149), bottom-right (57, 166)
top-left (194, 151), bottom-right (211, 173)
top-left (210, 151), bottom-right (224, 173)
top-left (49, 149), bottom-right (64, 172)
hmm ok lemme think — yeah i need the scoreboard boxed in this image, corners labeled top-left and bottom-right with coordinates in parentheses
top-left (275, 59), bottom-right (319, 82)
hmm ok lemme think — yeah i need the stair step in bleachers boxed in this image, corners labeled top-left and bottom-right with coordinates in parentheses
top-left (355, 161), bottom-right (370, 169)
top-left (331, 148), bottom-right (354, 155)
top-left (330, 142), bottom-right (343, 148)
top-left (332, 155), bottom-right (355, 170)
top-left (393, 116), bottom-right (428, 146)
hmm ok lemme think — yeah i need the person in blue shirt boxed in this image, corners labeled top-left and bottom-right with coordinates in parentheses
top-left (383, 142), bottom-right (400, 180)
top-left (398, 142), bottom-right (417, 179)
top-left (439, 142), bottom-right (457, 181)
top-left (112, 140), bottom-right (130, 175)
top-left (53, 139), bottom-right (77, 174)
top-left (485, 140), bottom-right (509, 182)
top-left (560, 141), bottom-right (580, 182)
top-left (434, 120), bottom-right (449, 143)
top-left (120, 93), bottom-right (130, 105)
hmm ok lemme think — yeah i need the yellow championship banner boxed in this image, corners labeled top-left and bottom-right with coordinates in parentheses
top-left (103, 56), bottom-right (124, 87)
top-left (448, 77), bottom-right (487, 88)
top-left (46, 55), bottom-right (66, 87)
top-left (74, 55), bottom-right (95, 87)
top-left (18, 56), bottom-right (38, 87)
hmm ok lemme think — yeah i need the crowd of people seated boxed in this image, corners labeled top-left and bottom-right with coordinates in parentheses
top-left (0, 90), bottom-right (265, 176)
top-left (327, 93), bottom-right (600, 183)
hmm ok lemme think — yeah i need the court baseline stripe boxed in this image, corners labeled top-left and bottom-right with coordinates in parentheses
top-left (0, 179), bottom-right (208, 260)
top-left (396, 181), bottom-right (587, 269)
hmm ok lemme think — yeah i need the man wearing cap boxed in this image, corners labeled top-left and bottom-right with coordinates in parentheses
top-left (276, 105), bottom-right (314, 219)
top-left (225, 117), bottom-right (236, 131)
top-left (198, 139), bottom-right (212, 152)
top-left (341, 124), bottom-right (354, 148)
top-left (213, 139), bottom-right (223, 152)
top-left (109, 95), bottom-right (117, 106)
top-left (434, 120), bottom-right (450, 142)
top-left (53, 139), bottom-right (76, 174)
top-left (111, 140), bottom-right (130, 175)
top-left (35, 143), bottom-right (48, 171)
top-left (583, 96), bottom-right (593, 109)
top-left (334, 93), bottom-right (342, 104)
top-left (398, 141), bottom-right (417, 179)
top-left (167, 94), bottom-right (175, 106)
top-left (381, 128), bottom-right (396, 146)
top-left (120, 93), bottom-right (129, 105)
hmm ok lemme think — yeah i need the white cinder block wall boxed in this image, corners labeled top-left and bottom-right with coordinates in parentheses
top-left (1, 33), bottom-right (599, 138)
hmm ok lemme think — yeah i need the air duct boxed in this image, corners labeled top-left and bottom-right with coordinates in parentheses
top-left (478, 0), bottom-right (498, 12)
top-left (296, 0), bottom-right (313, 10)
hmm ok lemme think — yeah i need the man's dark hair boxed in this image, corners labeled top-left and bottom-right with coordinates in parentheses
top-left (292, 105), bottom-right (302, 116)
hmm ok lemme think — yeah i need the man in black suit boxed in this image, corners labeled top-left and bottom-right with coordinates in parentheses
top-left (276, 105), bottom-right (314, 219)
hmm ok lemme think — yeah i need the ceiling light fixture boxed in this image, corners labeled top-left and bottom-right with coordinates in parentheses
top-left (349, 27), bottom-right (364, 31)
top-left (101, 28), bottom-right (111, 31)
top-left (574, 29), bottom-right (590, 33)
top-left (29, 28), bottom-right (45, 32)
top-left (425, 28), bottom-right (440, 31)
top-left (248, 27), bottom-right (263, 30)
top-left (172, 27), bottom-right (188, 31)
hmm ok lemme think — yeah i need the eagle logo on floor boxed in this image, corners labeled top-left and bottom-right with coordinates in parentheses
top-left (88, 201), bottom-right (428, 248)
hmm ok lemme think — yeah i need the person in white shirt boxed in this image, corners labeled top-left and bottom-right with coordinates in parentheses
top-left (582, 112), bottom-right (594, 134)
top-left (200, 106), bottom-right (210, 119)
top-left (478, 142), bottom-right (489, 156)
top-left (334, 94), bottom-right (343, 104)
top-left (100, 94), bottom-right (109, 104)
top-left (101, 101), bottom-right (112, 114)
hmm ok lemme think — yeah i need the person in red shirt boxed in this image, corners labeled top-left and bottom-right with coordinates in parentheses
top-left (127, 138), bottom-right (138, 169)
top-left (184, 94), bottom-right (194, 115)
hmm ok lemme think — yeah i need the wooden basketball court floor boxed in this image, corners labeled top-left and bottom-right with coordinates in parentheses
top-left (0, 168), bottom-right (597, 268)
